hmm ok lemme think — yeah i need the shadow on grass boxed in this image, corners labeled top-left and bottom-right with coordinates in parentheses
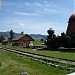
top-left (48, 48), bottom-right (75, 53)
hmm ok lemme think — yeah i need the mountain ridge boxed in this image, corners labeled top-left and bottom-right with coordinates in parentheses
top-left (0, 31), bottom-right (46, 40)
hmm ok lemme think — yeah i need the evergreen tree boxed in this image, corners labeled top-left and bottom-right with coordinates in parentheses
top-left (9, 30), bottom-right (14, 40)
top-left (0, 34), bottom-right (5, 42)
top-left (20, 31), bottom-right (24, 35)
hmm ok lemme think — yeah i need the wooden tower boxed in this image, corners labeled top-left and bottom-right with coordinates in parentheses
top-left (66, 13), bottom-right (75, 35)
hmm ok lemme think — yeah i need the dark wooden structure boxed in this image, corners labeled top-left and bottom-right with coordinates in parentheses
top-left (2, 40), bottom-right (8, 45)
top-left (66, 13), bottom-right (75, 35)
top-left (66, 13), bottom-right (75, 44)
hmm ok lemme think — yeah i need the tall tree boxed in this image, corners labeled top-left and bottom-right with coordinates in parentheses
top-left (45, 28), bottom-right (55, 49)
top-left (9, 30), bottom-right (14, 40)
top-left (0, 34), bottom-right (5, 42)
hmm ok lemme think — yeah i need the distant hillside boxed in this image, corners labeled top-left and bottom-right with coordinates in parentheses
top-left (0, 32), bottom-right (46, 40)
top-left (30, 34), bottom-right (46, 40)
top-left (0, 31), bottom-right (19, 38)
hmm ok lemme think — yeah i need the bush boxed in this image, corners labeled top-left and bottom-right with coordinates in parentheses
top-left (0, 62), bottom-right (1, 67)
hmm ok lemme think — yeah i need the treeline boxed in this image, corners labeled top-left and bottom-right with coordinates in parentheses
top-left (45, 28), bottom-right (75, 49)
top-left (0, 30), bottom-right (24, 43)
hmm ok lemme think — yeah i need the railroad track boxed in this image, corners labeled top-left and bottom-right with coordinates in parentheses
top-left (0, 46), bottom-right (75, 72)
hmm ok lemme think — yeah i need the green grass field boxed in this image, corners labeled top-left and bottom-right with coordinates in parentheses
top-left (33, 40), bottom-right (43, 46)
top-left (0, 50), bottom-right (68, 75)
top-left (1, 43), bottom-right (75, 60)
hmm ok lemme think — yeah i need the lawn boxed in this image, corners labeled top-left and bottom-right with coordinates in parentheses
top-left (0, 50), bottom-right (68, 75)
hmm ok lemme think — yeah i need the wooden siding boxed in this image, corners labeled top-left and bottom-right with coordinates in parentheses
top-left (12, 34), bottom-right (34, 47)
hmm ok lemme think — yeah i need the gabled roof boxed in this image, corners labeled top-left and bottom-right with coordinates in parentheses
top-left (12, 34), bottom-right (34, 41)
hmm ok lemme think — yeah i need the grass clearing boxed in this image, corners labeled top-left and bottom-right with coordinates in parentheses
top-left (33, 40), bottom-right (43, 46)
top-left (0, 50), bottom-right (68, 75)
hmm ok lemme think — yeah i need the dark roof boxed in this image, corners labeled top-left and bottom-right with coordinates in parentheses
top-left (3, 38), bottom-right (8, 42)
top-left (12, 34), bottom-right (34, 41)
top-left (2, 39), bottom-right (8, 42)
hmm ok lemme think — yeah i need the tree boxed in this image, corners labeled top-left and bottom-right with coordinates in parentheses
top-left (40, 39), bottom-right (44, 42)
top-left (47, 28), bottom-right (54, 38)
top-left (20, 31), bottom-right (24, 35)
top-left (61, 32), bottom-right (65, 37)
top-left (0, 34), bottom-right (5, 42)
top-left (45, 28), bottom-right (55, 49)
top-left (9, 30), bottom-right (14, 40)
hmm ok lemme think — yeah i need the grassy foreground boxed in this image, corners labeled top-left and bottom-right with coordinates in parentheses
top-left (1, 44), bottom-right (75, 60)
top-left (0, 50), bottom-right (68, 75)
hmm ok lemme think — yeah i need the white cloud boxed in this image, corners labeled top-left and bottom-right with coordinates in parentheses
top-left (34, 2), bottom-right (59, 14)
top-left (23, 1), bottom-right (60, 14)
top-left (0, 15), bottom-right (67, 35)
top-left (44, 8), bottom-right (58, 13)
top-left (14, 1), bottom-right (69, 17)
top-left (19, 23), bottom-right (24, 27)
top-left (15, 11), bottom-right (39, 16)
top-left (34, 3), bottom-right (42, 7)
top-left (25, 2), bottom-right (31, 6)
top-left (17, 21), bottom-right (67, 35)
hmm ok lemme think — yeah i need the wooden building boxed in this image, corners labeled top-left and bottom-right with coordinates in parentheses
top-left (12, 34), bottom-right (34, 47)
top-left (66, 13), bottom-right (75, 43)
top-left (2, 40), bottom-right (8, 45)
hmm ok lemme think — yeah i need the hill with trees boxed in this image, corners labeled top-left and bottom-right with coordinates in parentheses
top-left (0, 31), bottom-right (46, 40)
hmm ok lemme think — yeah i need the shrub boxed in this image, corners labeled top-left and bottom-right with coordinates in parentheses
top-left (0, 62), bottom-right (1, 67)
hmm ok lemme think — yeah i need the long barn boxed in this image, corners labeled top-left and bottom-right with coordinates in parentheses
top-left (12, 34), bottom-right (34, 47)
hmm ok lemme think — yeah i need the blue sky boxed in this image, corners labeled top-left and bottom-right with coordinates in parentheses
top-left (0, 0), bottom-right (74, 35)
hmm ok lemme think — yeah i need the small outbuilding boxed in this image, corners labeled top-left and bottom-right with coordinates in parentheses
top-left (2, 39), bottom-right (8, 45)
top-left (12, 34), bottom-right (34, 47)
